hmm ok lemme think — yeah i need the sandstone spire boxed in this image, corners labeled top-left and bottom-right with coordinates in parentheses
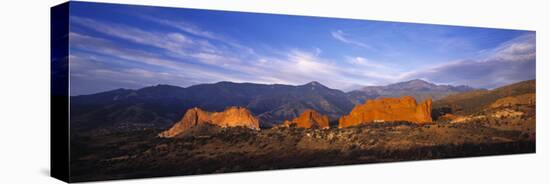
top-left (338, 96), bottom-right (432, 128)
top-left (159, 106), bottom-right (260, 138)
top-left (283, 109), bottom-right (330, 129)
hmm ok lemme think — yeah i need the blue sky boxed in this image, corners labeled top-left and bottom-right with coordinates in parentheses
top-left (68, 2), bottom-right (536, 95)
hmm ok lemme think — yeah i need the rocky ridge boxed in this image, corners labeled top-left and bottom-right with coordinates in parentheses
top-left (159, 106), bottom-right (259, 138)
top-left (282, 109), bottom-right (330, 129)
top-left (339, 96), bottom-right (432, 128)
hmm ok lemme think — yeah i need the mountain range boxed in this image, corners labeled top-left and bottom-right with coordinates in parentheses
top-left (347, 79), bottom-right (476, 103)
top-left (70, 79), bottom-right (475, 129)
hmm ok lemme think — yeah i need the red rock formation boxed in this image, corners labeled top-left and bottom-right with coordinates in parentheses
top-left (338, 96), bottom-right (432, 128)
top-left (159, 106), bottom-right (260, 138)
top-left (283, 109), bottom-right (329, 129)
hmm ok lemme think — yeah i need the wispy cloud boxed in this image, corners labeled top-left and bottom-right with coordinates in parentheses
top-left (347, 56), bottom-right (392, 70)
top-left (71, 15), bottom-right (394, 92)
top-left (69, 54), bottom-right (192, 95)
top-left (140, 15), bottom-right (257, 55)
top-left (69, 32), bottom-right (245, 85)
top-left (252, 50), bottom-right (400, 89)
top-left (71, 16), bottom-right (203, 54)
top-left (141, 16), bottom-right (224, 41)
top-left (71, 16), bottom-right (251, 73)
top-left (401, 33), bottom-right (535, 88)
top-left (331, 30), bottom-right (373, 50)
top-left (486, 33), bottom-right (536, 62)
top-left (68, 12), bottom-right (535, 95)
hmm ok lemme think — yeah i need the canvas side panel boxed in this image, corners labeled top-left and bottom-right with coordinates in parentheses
top-left (51, 2), bottom-right (70, 183)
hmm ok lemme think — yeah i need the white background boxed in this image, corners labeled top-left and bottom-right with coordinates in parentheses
top-left (0, 0), bottom-right (548, 183)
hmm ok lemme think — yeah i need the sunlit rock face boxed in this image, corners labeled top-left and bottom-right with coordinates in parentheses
top-left (159, 106), bottom-right (260, 138)
top-left (282, 109), bottom-right (330, 129)
top-left (338, 96), bottom-right (432, 128)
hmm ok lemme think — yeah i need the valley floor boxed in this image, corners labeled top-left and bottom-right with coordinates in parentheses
top-left (69, 111), bottom-right (535, 182)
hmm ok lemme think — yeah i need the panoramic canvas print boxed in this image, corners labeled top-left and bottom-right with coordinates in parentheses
top-left (51, 1), bottom-right (536, 182)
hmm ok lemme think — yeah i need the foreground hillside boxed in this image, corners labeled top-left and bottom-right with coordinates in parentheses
top-left (70, 118), bottom-right (535, 182)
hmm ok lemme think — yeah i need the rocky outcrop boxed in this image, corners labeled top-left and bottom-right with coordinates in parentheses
top-left (282, 109), bottom-right (330, 129)
top-left (159, 107), bottom-right (260, 138)
top-left (338, 96), bottom-right (432, 128)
